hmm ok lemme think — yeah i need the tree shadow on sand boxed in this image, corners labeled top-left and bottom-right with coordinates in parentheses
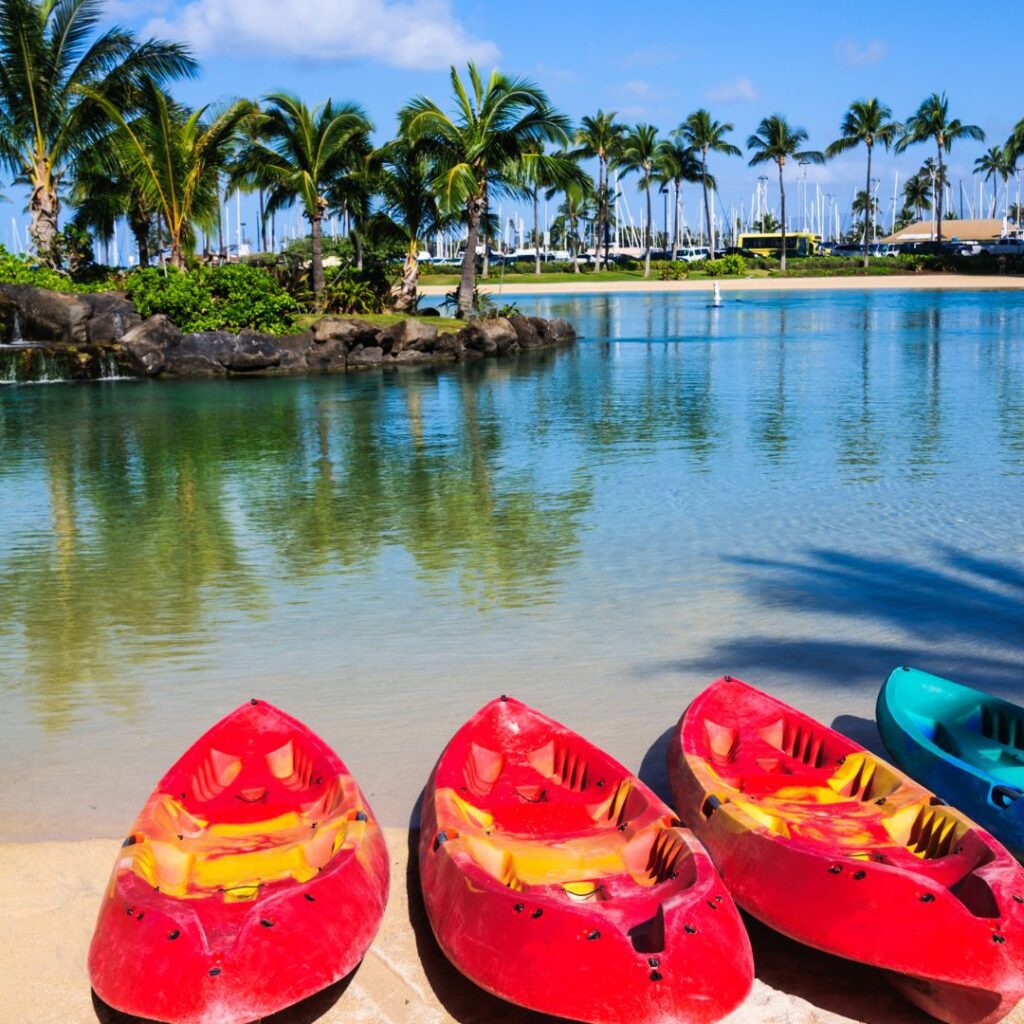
top-left (654, 543), bottom-right (1024, 693)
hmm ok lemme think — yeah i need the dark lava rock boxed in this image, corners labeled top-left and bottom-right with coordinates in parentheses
top-left (546, 318), bottom-right (576, 344)
top-left (509, 315), bottom-right (543, 349)
top-left (379, 318), bottom-right (438, 354)
top-left (312, 317), bottom-right (380, 348)
top-left (348, 345), bottom-right (384, 367)
top-left (120, 315), bottom-right (182, 376)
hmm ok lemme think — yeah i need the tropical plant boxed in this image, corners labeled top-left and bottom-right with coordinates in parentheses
top-left (400, 63), bottom-right (570, 317)
top-left (574, 110), bottom-right (626, 269)
top-left (125, 263), bottom-right (296, 332)
top-left (548, 177), bottom-right (593, 272)
top-left (902, 171), bottom-right (933, 222)
top-left (850, 188), bottom-right (880, 242)
top-left (520, 143), bottom-right (588, 273)
top-left (826, 99), bottom-right (901, 267)
top-left (377, 138), bottom-right (444, 311)
top-left (746, 115), bottom-right (824, 270)
top-left (673, 109), bottom-right (740, 258)
top-left (85, 79), bottom-right (251, 268)
top-left (974, 145), bottom-right (1015, 217)
top-left (615, 123), bottom-right (660, 277)
top-left (896, 93), bottom-right (984, 242)
top-left (0, 0), bottom-right (196, 264)
top-left (236, 93), bottom-right (373, 297)
top-left (653, 138), bottom-right (704, 260)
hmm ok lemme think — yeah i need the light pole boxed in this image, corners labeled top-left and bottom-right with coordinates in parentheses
top-left (825, 193), bottom-right (835, 242)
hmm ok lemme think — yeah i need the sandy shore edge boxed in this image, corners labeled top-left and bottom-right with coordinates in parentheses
top-left (7, 830), bottom-right (1014, 1024)
top-left (419, 273), bottom-right (1024, 296)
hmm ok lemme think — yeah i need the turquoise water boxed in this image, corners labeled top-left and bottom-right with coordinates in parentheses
top-left (2, 288), bottom-right (1023, 839)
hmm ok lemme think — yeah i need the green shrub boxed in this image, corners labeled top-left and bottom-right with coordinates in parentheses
top-left (697, 254), bottom-right (747, 277)
top-left (125, 264), bottom-right (297, 333)
top-left (655, 260), bottom-right (687, 281)
top-left (0, 243), bottom-right (115, 293)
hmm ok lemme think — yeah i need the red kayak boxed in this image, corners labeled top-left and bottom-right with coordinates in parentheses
top-left (88, 700), bottom-right (389, 1024)
top-left (668, 677), bottom-right (1024, 1024)
top-left (419, 696), bottom-right (753, 1024)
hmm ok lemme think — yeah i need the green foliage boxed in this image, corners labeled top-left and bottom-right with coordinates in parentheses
top-left (655, 260), bottom-right (688, 280)
top-left (0, 244), bottom-right (112, 292)
top-left (125, 264), bottom-right (297, 333)
top-left (700, 254), bottom-right (747, 277)
top-left (318, 268), bottom-right (386, 315)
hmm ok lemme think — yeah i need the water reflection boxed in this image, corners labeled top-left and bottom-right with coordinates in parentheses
top-left (2, 288), bottom-right (1024, 782)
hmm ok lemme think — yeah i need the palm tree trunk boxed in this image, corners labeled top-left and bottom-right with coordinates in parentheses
top-left (458, 196), bottom-right (483, 318)
top-left (672, 180), bottom-right (680, 261)
top-left (778, 160), bottom-right (787, 272)
top-left (481, 193), bottom-right (490, 279)
top-left (603, 159), bottom-right (613, 269)
top-left (310, 214), bottom-right (326, 296)
top-left (701, 149), bottom-right (715, 259)
top-left (534, 188), bottom-right (541, 275)
top-left (936, 141), bottom-right (945, 243)
top-left (130, 209), bottom-right (150, 268)
top-left (596, 158), bottom-right (605, 272)
top-left (863, 143), bottom-right (872, 269)
top-left (29, 159), bottom-right (60, 266)
top-left (259, 188), bottom-right (267, 252)
top-left (571, 213), bottom-right (580, 273)
top-left (644, 179), bottom-right (652, 278)
top-left (396, 239), bottom-right (418, 311)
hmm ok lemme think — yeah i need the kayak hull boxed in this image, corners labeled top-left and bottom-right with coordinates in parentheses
top-left (420, 696), bottom-right (753, 1024)
top-left (668, 676), bottom-right (1024, 1024)
top-left (88, 700), bottom-right (389, 1024)
top-left (878, 666), bottom-right (1024, 860)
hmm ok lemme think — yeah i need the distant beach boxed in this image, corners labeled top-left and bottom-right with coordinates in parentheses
top-left (420, 273), bottom-right (1024, 296)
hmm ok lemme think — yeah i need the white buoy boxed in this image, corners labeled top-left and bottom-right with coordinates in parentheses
top-left (712, 282), bottom-right (722, 307)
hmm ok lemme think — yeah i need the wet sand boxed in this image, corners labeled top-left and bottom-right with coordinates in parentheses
top-left (5, 829), bottom-right (1013, 1024)
top-left (419, 273), bottom-right (1024, 295)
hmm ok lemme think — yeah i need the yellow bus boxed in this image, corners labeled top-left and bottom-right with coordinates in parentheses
top-left (737, 232), bottom-right (821, 257)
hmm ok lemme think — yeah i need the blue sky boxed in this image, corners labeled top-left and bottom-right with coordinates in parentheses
top-left (16, 0), bottom-right (1024, 255)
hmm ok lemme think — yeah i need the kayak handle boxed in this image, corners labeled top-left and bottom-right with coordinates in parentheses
top-left (990, 785), bottom-right (1023, 810)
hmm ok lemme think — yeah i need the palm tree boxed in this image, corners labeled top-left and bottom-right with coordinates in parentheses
top-left (653, 139), bottom-right (704, 260)
top-left (401, 64), bottom-right (570, 317)
top-left (574, 111), bottom-right (626, 269)
top-left (0, 0), bottom-right (196, 264)
top-left (519, 143), bottom-right (588, 273)
top-left (974, 145), bottom-right (1014, 217)
top-left (746, 115), bottom-right (824, 270)
top-left (377, 139), bottom-right (444, 311)
top-left (547, 177), bottom-right (593, 272)
top-left (673, 110), bottom-right (740, 258)
top-left (902, 171), bottom-right (932, 222)
top-left (896, 93), bottom-right (984, 242)
top-left (826, 99), bottom-right (901, 267)
top-left (326, 137), bottom-right (377, 272)
top-left (84, 79), bottom-right (250, 268)
top-left (850, 189), bottom-right (880, 243)
top-left (238, 93), bottom-right (372, 296)
top-left (616, 124), bottom-right (660, 277)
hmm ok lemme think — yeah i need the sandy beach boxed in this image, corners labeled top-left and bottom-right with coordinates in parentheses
top-left (6, 828), bottom-right (1019, 1024)
top-left (419, 273), bottom-right (1024, 296)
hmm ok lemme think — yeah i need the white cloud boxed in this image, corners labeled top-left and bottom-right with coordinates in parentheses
top-left (835, 38), bottom-right (888, 67)
top-left (145, 0), bottom-right (499, 70)
top-left (705, 77), bottom-right (757, 103)
top-left (622, 79), bottom-right (656, 99)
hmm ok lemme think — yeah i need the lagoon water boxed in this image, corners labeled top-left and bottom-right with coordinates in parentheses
top-left (2, 287), bottom-right (1023, 840)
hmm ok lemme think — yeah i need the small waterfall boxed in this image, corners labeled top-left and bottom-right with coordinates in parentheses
top-left (0, 343), bottom-right (136, 384)
top-left (10, 309), bottom-right (23, 344)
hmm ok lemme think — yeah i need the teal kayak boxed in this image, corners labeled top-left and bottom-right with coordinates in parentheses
top-left (877, 667), bottom-right (1024, 858)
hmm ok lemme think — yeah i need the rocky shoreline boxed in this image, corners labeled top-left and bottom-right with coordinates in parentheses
top-left (0, 283), bottom-right (576, 383)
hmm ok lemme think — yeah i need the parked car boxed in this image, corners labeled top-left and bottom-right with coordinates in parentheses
top-left (829, 243), bottom-right (863, 258)
top-left (980, 237), bottom-right (1024, 257)
top-left (677, 246), bottom-right (711, 263)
